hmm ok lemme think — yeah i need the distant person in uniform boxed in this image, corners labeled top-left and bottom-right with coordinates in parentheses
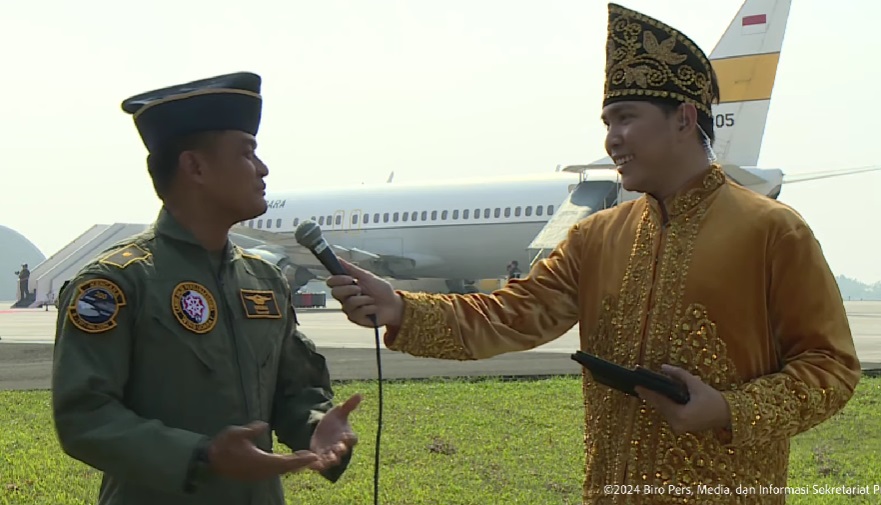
top-left (52, 72), bottom-right (361, 505)
top-left (326, 4), bottom-right (860, 504)
top-left (15, 263), bottom-right (30, 301)
top-left (506, 261), bottom-right (521, 281)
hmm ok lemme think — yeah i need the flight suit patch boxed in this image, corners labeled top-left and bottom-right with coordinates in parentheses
top-left (172, 282), bottom-right (218, 334)
top-left (239, 289), bottom-right (282, 319)
top-left (67, 278), bottom-right (127, 334)
top-left (98, 244), bottom-right (151, 269)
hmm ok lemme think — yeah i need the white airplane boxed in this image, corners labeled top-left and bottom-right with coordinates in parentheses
top-left (229, 0), bottom-right (879, 294)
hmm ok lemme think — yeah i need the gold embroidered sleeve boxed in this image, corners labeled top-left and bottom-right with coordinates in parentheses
top-left (384, 292), bottom-right (473, 360)
top-left (721, 221), bottom-right (861, 447)
top-left (384, 222), bottom-right (587, 361)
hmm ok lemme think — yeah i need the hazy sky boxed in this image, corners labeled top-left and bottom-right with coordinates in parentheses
top-left (1, 0), bottom-right (879, 282)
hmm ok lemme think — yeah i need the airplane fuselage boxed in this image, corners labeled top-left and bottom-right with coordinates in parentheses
top-left (242, 172), bottom-right (586, 280)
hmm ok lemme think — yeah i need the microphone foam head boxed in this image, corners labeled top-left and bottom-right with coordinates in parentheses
top-left (294, 220), bottom-right (323, 249)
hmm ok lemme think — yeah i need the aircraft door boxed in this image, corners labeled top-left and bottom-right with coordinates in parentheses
top-left (348, 209), bottom-right (363, 234)
top-left (331, 210), bottom-right (345, 231)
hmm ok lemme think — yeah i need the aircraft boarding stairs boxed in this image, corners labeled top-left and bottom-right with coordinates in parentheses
top-left (10, 289), bottom-right (36, 309)
top-left (527, 170), bottom-right (621, 267)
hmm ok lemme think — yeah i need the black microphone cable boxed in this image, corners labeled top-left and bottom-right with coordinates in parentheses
top-left (368, 312), bottom-right (382, 505)
top-left (293, 220), bottom-right (383, 503)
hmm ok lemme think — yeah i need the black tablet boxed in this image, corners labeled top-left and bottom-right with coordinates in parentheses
top-left (570, 350), bottom-right (690, 405)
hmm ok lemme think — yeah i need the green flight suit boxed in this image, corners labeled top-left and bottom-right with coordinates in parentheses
top-left (52, 207), bottom-right (350, 505)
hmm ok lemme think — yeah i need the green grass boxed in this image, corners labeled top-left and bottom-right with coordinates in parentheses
top-left (2, 376), bottom-right (880, 505)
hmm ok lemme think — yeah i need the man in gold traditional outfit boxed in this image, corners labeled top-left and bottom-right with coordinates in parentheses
top-left (327, 3), bottom-right (861, 503)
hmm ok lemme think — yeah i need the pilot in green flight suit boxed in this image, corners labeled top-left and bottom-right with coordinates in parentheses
top-left (51, 72), bottom-right (362, 505)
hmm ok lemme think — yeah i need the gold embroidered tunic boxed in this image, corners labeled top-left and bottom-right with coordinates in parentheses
top-left (383, 165), bottom-right (861, 504)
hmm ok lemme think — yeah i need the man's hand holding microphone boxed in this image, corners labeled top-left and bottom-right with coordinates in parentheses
top-left (326, 259), bottom-right (404, 329)
top-left (294, 219), bottom-right (404, 329)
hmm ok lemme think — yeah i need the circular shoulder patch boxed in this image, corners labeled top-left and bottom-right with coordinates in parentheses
top-left (67, 278), bottom-right (127, 334)
top-left (171, 282), bottom-right (218, 334)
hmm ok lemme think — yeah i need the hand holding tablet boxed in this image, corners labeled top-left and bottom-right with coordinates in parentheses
top-left (570, 350), bottom-right (691, 405)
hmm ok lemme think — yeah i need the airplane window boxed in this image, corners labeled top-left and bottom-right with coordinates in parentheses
top-left (383, 213), bottom-right (389, 223)
top-left (421, 211), bottom-right (427, 221)
top-left (548, 205), bottom-right (554, 215)
top-left (352, 214), bottom-right (359, 224)
top-left (441, 210), bottom-right (448, 220)
top-left (325, 215), bottom-right (331, 225)
top-left (504, 207), bottom-right (511, 218)
top-left (525, 206), bottom-right (532, 216)
top-left (266, 219), bottom-right (272, 229)
top-left (276, 218), bottom-right (282, 228)
top-left (393, 212), bottom-right (399, 222)
top-left (257, 219), bottom-right (263, 229)
top-left (374, 213), bottom-right (380, 223)
top-left (463, 209), bottom-right (470, 219)
top-left (474, 208), bottom-right (480, 219)
top-left (363, 214), bottom-right (369, 224)
top-left (514, 206), bottom-right (521, 217)
top-left (536, 206), bottom-right (543, 216)
top-left (402, 212), bottom-right (409, 222)
top-left (311, 216), bottom-right (316, 221)
top-left (293, 218), bottom-right (299, 227)
top-left (483, 208), bottom-right (490, 219)
top-left (319, 216), bottom-right (325, 225)
top-left (411, 211), bottom-right (417, 221)
top-left (494, 208), bottom-right (500, 218)
top-left (431, 210), bottom-right (437, 220)
top-left (452, 210), bottom-right (459, 220)
top-left (248, 219), bottom-right (255, 228)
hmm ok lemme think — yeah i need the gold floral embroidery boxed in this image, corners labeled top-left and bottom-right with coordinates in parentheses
top-left (386, 292), bottom-right (472, 360)
top-left (604, 3), bottom-right (716, 117)
top-left (661, 164), bottom-right (727, 218)
top-left (578, 166), bottom-right (783, 503)
top-left (582, 299), bottom-right (792, 504)
top-left (723, 374), bottom-right (853, 448)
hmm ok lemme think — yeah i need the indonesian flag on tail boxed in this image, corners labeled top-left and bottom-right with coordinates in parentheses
top-left (742, 13), bottom-right (767, 35)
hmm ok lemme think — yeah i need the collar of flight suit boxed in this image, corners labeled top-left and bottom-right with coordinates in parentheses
top-left (153, 206), bottom-right (243, 264)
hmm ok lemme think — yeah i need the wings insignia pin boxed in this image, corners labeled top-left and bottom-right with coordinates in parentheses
top-left (240, 289), bottom-right (282, 319)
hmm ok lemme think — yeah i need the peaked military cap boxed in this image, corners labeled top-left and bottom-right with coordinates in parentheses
top-left (121, 72), bottom-right (262, 153)
top-left (603, 3), bottom-right (718, 123)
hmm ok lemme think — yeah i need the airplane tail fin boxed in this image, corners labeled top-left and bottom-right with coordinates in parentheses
top-left (708, 0), bottom-right (792, 167)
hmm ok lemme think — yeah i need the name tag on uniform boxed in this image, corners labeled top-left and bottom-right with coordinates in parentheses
top-left (239, 289), bottom-right (282, 319)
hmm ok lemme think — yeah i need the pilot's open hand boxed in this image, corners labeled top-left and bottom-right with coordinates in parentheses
top-left (309, 394), bottom-right (362, 471)
top-left (326, 259), bottom-right (404, 328)
top-left (635, 364), bottom-right (732, 436)
top-left (207, 421), bottom-right (320, 481)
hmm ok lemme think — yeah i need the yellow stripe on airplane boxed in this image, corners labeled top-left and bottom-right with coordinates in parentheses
top-left (711, 52), bottom-right (780, 104)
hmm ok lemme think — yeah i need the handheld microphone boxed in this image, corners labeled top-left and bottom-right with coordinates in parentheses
top-left (295, 220), bottom-right (383, 505)
top-left (294, 221), bottom-right (348, 277)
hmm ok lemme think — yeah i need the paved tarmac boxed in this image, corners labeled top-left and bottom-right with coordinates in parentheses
top-left (2, 300), bottom-right (880, 390)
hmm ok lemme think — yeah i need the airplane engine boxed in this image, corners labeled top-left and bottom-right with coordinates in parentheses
top-left (241, 247), bottom-right (316, 292)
